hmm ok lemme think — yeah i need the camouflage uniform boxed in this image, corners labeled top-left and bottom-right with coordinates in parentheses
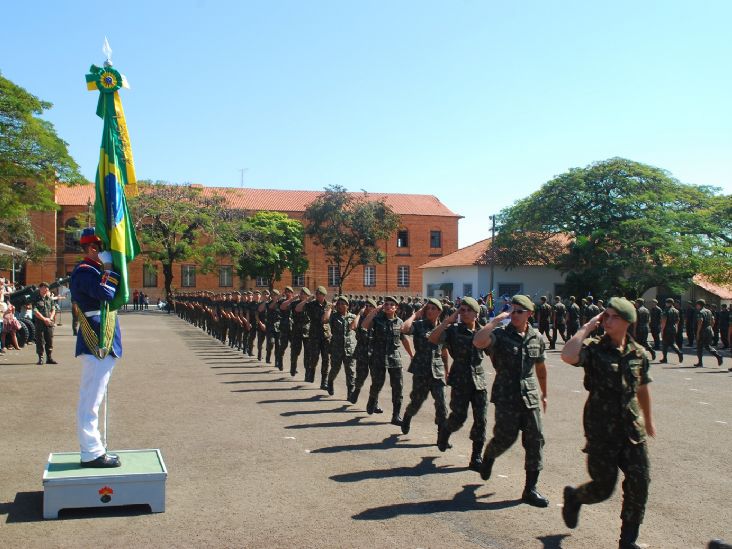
top-left (403, 319), bottom-right (448, 427)
top-left (649, 301), bottom-right (662, 350)
top-left (277, 297), bottom-right (292, 370)
top-left (327, 310), bottom-right (357, 396)
top-left (305, 299), bottom-right (330, 385)
top-left (368, 311), bottom-right (406, 417)
top-left (695, 304), bottom-right (723, 367)
top-left (349, 315), bottom-right (372, 403)
top-left (246, 298), bottom-right (259, 356)
top-left (265, 296), bottom-right (282, 366)
top-left (633, 304), bottom-right (655, 360)
top-left (660, 304), bottom-right (682, 362)
top-left (256, 301), bottom-right (267, 360)
top-left (537, 300), bottom-right (552, 339)
top-left (571, 335), bottom-right (652, 524)
top-left (483, 323), bottom-right (546, 472)
top-left (551, 299), bottom-right (567, 349)
top-left (289, 299), bottom-right (310, 377)
top-left (567, 300), bottom-right (581, 337)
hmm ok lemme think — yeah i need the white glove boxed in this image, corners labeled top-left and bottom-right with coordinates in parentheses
top-left (99, 251), bottom-right (113, 267)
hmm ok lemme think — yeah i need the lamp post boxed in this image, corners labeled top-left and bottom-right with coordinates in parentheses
top-left (489, 214), bottom-right (496, 296)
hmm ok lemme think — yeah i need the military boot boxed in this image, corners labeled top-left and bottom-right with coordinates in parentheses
top-left (366, 396), bottom-right (377, 415)
top-left (320, 377), bottom-right (329, 391)
top-left (400, 413), bottom-right (412, 434)
top-left (327, 380), bottom-right (334, 396)
top-left (37, 354), bottom-right (44, 366)
top-left (562, 486), bottom-right (581, 529)
top-left (373, 401), bottom-right (383, 414)
top-left (391, 405), bottom-right (402, 427)
top-left (436, 424), bottom-right (451, 452)
top-left (468, 441), bottom-right (484, 472)
top-left (349, 386), bottom-right (360, 404)
top-left (46, 354), bottom-right (58, 365)
top-left (480, 455), bottom-right (495, 481)
top-left (521, 470), bottom-right (549, 507)
top-left (618, 520), bottom-right (641, 549)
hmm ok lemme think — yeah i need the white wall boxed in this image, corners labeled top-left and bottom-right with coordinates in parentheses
top-left (422, 266), bottom-right (479, 298)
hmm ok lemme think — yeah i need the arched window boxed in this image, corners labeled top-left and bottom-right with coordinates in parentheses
top-left (64, 218), bottom-right (82, 253)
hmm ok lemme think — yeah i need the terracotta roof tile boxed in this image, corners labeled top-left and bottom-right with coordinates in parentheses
top-left (693, 274), bottom-right (732, 300)
top-left (55, 184), bottom-right (461, 218)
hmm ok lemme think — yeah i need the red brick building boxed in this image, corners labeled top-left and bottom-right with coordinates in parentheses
top-left (26, 184), bottom-right (461, 299)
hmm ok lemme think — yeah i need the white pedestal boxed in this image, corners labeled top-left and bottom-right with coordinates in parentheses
top-left (42, 449), bottom-right (167, 519)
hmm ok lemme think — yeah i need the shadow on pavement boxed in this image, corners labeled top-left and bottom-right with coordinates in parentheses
top-left (222, 378), bottom-right (291, 384)
top-left (281, 404), bottom-right (351, 416)
top-left (537, 533), bottom-right (570, 548)
top-left (258, 395), bottom-right (328, 404)
top-left (231, 386), bottom-right (319, 393)
top-left (330, 456), bottom-right (466, 483)
top-left (0, 491), bottom-right (43, 523)
top-left (285, 416), bottom-right (389, 429)
top-left (216, 370), bottom-right (277, 375)
top-left (310, 433), bottom-right (434, 453)
top-left (352, 485), bottom-right (520, 520)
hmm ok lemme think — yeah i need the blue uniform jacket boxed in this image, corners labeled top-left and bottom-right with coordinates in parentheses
top-left (70, 257), bottom-right (123, 358)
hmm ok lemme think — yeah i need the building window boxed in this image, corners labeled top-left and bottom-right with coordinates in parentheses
top-left (397, 265), bottom-right (410, 287)
top-left (255, 276), bottom-right (268, 287)
top-left (397, 229), bottom-right (409, 248)
top-left (143, 264), bottom-right (158, 287)
top-left (363, 265), bottom-right (376, 287)
top-left (181, 265), bottom-right (196, 288)
top-left (292, 273), bottom-right (305, 287)
top-left (498, 283), bottom-right (522, 298)
top-left (328, 265), bottom-right (340, 287)
top-left (462, 283), bottom-right (473, 297)
top-left (430, 230), bottom-right (442, 248)
top-left (219, 265), bottom-right (233, 287)
top-left (64, 218), bottom-right (82, 253)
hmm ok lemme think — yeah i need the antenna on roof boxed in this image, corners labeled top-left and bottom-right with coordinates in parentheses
top-left (239, 168), bottom-right (248, 188)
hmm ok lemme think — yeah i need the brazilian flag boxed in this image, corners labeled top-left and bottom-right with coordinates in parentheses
top-left (85, 64), bottom-right (140, 312)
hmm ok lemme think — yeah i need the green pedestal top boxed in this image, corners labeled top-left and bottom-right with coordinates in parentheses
top-left (45, 450), bottom-right (165, 479)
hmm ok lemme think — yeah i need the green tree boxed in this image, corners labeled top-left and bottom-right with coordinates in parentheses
top-left (128, 182), bottom-right (229, 297)
top-left (233, 211), bottom-right (308, 290)
top-left (0, 73), bottom-right (84, 270)
top-left (495, 158), bottom-right (732, 296)
top-left (304, 185), bottom-right (401, 295)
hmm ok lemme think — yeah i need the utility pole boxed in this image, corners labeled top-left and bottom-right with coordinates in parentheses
top-left (489, 214), bottom-right (496, 296)
top-left (239, 168), bottom-right (248, 188)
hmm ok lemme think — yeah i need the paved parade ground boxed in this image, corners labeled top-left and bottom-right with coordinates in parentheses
top-left (1, 310), bottom-right (730, 548)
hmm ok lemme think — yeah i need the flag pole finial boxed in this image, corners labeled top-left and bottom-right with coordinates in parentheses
top-left (103, 37), bottom-right (113, 67)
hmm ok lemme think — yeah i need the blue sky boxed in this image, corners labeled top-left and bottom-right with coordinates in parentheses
top-left (3, 0), bottom-right (730, 247)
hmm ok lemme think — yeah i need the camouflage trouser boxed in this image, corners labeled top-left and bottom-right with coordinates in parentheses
top-left (256, 329), bottom-right (266, 358)
top-left (404, 374), bottom-right (447, 425)
top-left (650, 325), bottom-right (660, 350)
top-left (567, 322), bottom-right (580, 338)
top-left (575, 441), bottom-right (650, 524)
top-left (538, 322), bottom-right (550, 338)
top-left (352, 354), bottom-right (370, 391)
top-left (443, 382), bottom-right (488, 444)
top-left (661, 329), bottom-right (681, 360)
top-left (696, 329), bottom-right (722, 364)
top-left (246, 327), bottom-right (256, 355)
top-left (551, 322), bottom-right (567, 346)
top-left (277, 329), bottom-right (290, 370)
top-left (266, 329), bottom-right (279, 363)
top-left (484, 401), bottom-right (544, 471)
top-left (368, 365), bottom-right (403, 409)
top-left (328, 351), bottom-right (355, 393)
top-left (636, 328), bottom-right (655, 357)
top-left (289, 335), bottom-right (308, 375)
top-left (305, 337), bottom-right (330, 382)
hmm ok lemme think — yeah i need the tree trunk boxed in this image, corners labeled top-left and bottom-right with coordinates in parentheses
top-left (163, 262), bottom-right (174, 298)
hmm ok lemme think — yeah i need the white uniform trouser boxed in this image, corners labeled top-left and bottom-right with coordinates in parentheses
top-left (77, 353), bottom-right (116, 462)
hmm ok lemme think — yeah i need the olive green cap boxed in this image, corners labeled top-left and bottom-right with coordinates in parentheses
top-left (696, 298), bottom-right (706, 306)
top-left (284, 286), bottom-right (293, 292)
top-left (461, 296), bottom-right (480, 313)
top-left (384, 295), bottom-right (398, 304)
top-left (607, 297), bottom-right (637, 324)
top-left (511, 294), bottom-right (535, 312)
top-left (316, 286), bottom-right (327, 296)
top-left (301, 287), bottom-right (312, 296)
top-left (254, 290), bottom-right (261, 295)
top-left (271, 289), bottom-right (280, 296)
top-left (365, 298), bottom-right (377, 307)
top-left (425, 297), bottom-right (443, 311)
top-left (336, 295), bottom-right (349, 305)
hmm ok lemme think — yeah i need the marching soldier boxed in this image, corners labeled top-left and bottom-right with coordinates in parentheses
top-left (276, 286), bottom-right (294, 370)
top-left (649, 299), bottom-right (662, 351)
top-left (694, 299), bottom-right (724, 368)
top-left (473, 294), bottom-right (549, 507)
top-left (537, 296), bottom-right (552, 343)
top-left (567, 296), bottom-right (581, 338)
top-left (297, 286), bottom-right (331, 387)
top-left (633, 299), bottom-right (656, 361)
top-left (551, 295), bottom-right (567, 350)
top-left (289, 288), bottom-right (311, 377)
top-left (265, 289), bottom-right (281, 365)
top-left (659, 297), bottom-right (683, 364)
top-left (323, 296), bottom-right (359, 398)
top-left (348, 298), bottom-right (375, 405)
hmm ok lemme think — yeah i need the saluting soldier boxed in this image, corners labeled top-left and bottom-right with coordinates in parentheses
top-left (659, 297), bottom-right (683, 364)
top-left (348, 298), bottom-right (376, 405)
top-left (400, 297), bottom-right (449, 440)
top-left (32, 282), bottom-right (58, 365)
top-left (473, 294), bottom-right (549, 507)
top-left (694, 299), bottom-right (724, 368)
top-left (245, 291), bottom-right (260, 357)
top-left (323, 296), bottom-right (359, 398)
top-left (431, 297), bottom-right (488, 472)
top-left (298, 286), bottom-right (331, 387)
top-left (561, 297), bottom-right (656, 549)
top-left (265, 289), bottom-right (281, 365)
top-left (289, 288), bottom-right (311, 377)
top-left (362, 295), bottom-right (413, 425)
top-left (276, 286), bottom-right (294, 370)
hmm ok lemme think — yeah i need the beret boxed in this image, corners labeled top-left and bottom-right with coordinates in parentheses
top-left (365, 298), bottom-right (377, 307)
top-left (425, 297), bottom-right (443, 311)
top-left (336, 295), bottom-right (349, 305)
top-left (696, 299), bottom-right (706, 306)
top-left (665, 298), bottom-right (674, 304)
top-left (635, 298), bottom-right (644, 305)
top-left (607, 297), bottom-right (637, 324)
top-left (271, 289), bottom-right (280, 296)
top-left (461, 296), bottom-right (480, 313)
top-left (301, 287), bottom-right (312, 296)
top-left (511, 294), bottom-right (535, 312)
top-left (284, 286), bottom-right (293, 292)
top-left (316, 286), bottom-right (328, 296)
top-left (384, 295), bottom-right (398, 304)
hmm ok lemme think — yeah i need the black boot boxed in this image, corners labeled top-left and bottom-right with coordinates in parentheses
top-left (349, 387), bottom-right (360, 404)
top-left (401, 413), bottom-right (412, 434)
top-left (650, 348), bottom-right (656, 361)
top-left (468, 441), bottom-right (484, 472)
top-left (562, 486), bottom-right (581, 529)
top-left (327, 380), bottom-right (334, 396)
top-left (521, 470), bottom-right (549, 507)
top-left (46, 355), bottom-right (58, 364)
top-left (618, 520), bottom-right (641, 549)
top-left (373, 401), bottom-right (383, 414)
top-left (480, 454), bottom-right (494, 481)
top-left (391, 406), bottom-right (402, 426)
top-left (366, 396), bottom-right (376, 415)
top-left (436, 424), bottom-right (451, 452)
top-left (37, 355), bottom-right (44, 365)
top-left (320, 378), bottom-right (329, 391)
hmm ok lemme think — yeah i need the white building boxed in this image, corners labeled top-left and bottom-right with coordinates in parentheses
top-left (419, 238), bottom-right (567, 301)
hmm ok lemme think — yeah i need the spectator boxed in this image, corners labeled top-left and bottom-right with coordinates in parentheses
top-left (2, 303), bottom-right (22, 350)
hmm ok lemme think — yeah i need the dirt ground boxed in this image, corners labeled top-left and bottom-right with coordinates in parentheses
top-left (1, 310), bottom-right (730, 548)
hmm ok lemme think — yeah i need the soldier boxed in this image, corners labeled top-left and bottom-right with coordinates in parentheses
top-left (348, 298), bottom-right (376, 405)
top-left (32, 282), bottom-right (58, 365)
top-left (431, 297), bottom-right (488, 472)
top-left (719, 303), bottom-right (729, 349)
top-left (536, 296), bottom-right (552, 343)
top-left (297, 286), bottom-right (331, 387)
top-left (685, 303), bottom-right (696, 347)
top-left (551, 295), bottom-right (567, 350)
top-left (649, 299), bottom-right (662, 351)
top-left (255, 290), bottom-right (270, 361)
top-left (561, 297), bottom-right (655, 549)
top-left (567, 296), bottom-right (581, 338)
top-left (400, 298), bottom-right (449, 439)
top-left (675, 299), bottom-right (685, 351)
top-left (276, 286), bottom-right (294, 370)
top-left (246, 291), bottom-right (261, 356)
top-left (265, 289), bottom-right (281, 365)
top-left (632, 299), bottom-right (656, 361)
top-left (362, 295), bottom-right (413, 425)
top-left (693, 299), bottom-right (724, 368)
top-left (323, 296), bottom-right (359, 397)
top-left (659, 298), bottom-right (684, 364)
top-left (288, 288), bottom-right (311, 377)
top-left (473, 294), bottom-right (549, 507)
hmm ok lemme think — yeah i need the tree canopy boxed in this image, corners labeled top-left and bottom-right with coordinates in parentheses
top-left (233, 211), bottom-right (308, 290)
top-left (304, 185), bottom-right (401, 295)
top-left (495, 158), bottom-right (732, 296)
